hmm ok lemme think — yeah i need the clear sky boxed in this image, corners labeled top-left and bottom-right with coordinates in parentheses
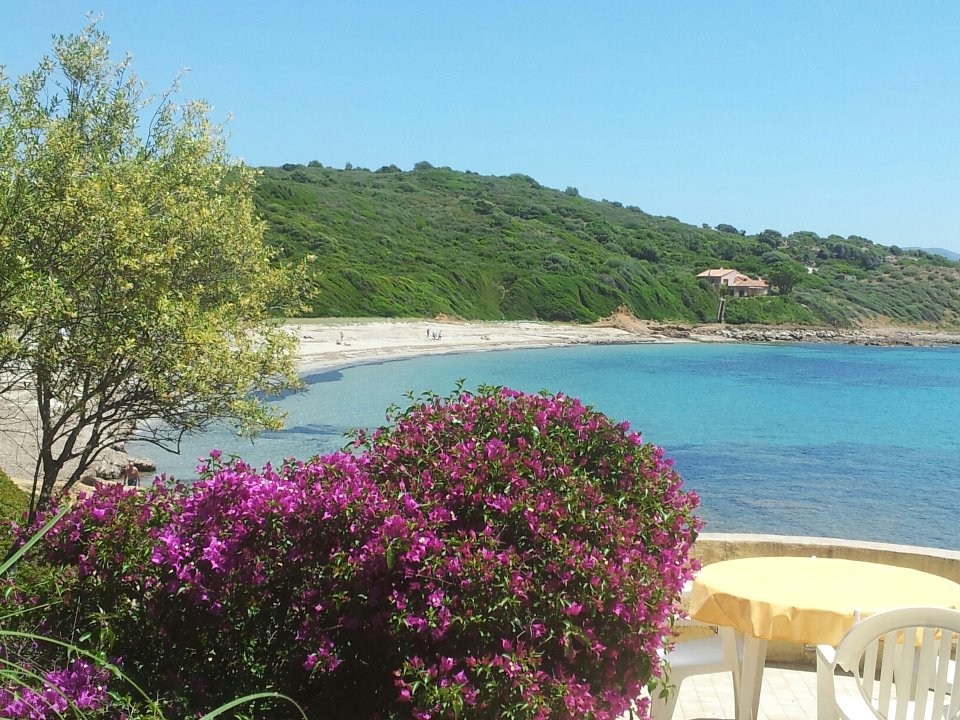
top-left (3, 1), bottom-right (959, 252)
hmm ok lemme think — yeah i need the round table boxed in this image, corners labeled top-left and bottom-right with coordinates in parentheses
top-left (688, 557), bottom-right (960, 719)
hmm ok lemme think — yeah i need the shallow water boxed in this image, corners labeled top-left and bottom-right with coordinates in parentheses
top-left (133, 343), bottom-right (960, 550)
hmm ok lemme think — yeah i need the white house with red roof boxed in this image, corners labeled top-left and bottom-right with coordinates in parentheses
top-left (696, 267), bottom-right (770, 297)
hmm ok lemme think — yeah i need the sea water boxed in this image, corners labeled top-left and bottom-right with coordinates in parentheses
top-left (134, 343), bottom-right (960, 550)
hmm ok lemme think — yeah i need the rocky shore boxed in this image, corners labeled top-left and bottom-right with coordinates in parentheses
top-left (81, 446), bottom-right (157, 488)
top-left (681, 324), bottom-right (960, 346)
top-left (590, 305), bottom-right (960, 347)
top-left (0, 412), bottom-right (158, 495)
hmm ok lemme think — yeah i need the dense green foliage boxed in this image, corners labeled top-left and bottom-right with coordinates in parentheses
top-left (1, 24), bottom-right (306, 511)
top-left (0, 470), bottom-right (27, 520)
top-left (0, 470), bottom-right (28, 556)
top-left (256, 163), bottom-right (960, 327)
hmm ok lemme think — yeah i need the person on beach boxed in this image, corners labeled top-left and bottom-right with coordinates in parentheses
top-left (124, 461), bottom-right (140, 487)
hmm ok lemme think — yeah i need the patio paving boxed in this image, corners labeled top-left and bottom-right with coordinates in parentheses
top-left (666, 664), bottom-right (861, 720)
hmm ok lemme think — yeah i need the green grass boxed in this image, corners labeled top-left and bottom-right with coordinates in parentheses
top-left (0, 468), bottom-right (28, 520)
top-left (0, 468), bottom-right (30, 555)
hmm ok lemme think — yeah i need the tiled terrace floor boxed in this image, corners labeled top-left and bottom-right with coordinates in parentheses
top-left (664, 665), bottom-right (861, 719)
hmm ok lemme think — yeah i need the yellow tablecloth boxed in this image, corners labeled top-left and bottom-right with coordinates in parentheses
top-left (689, 557), bottom-right (960, 646)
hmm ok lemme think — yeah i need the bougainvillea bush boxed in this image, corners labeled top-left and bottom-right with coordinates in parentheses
top-left (3, 386), bottom-right (701, 719)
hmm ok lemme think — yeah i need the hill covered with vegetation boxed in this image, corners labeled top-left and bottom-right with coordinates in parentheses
top-left (254, 162), bottom-right (960, 328)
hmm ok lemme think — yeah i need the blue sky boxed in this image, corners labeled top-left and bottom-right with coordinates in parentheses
top-left (3, 2), bottom-right (959, 252)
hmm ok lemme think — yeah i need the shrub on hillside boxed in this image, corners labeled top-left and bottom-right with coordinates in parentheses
top-left (6, 387), bottom-right (701, 719)
top-left (724, 296), bottom-right (818, 325)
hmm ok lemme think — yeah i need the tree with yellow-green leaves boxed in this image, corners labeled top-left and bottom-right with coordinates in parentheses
top-left (0, 21), bottom-right (308, 517)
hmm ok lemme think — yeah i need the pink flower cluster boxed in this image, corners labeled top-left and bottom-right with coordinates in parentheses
top-left (11, 386), bottom-right (701, 719)
top-left (361, 387), bottom-right (702, 719)
top-left (0, 659), bottom-right (109, 719)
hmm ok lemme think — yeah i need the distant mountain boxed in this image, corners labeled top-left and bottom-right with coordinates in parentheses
top-left (904, 247), bottom-right (960, 261)
top-left (254, 163), bottom-right (960, 328)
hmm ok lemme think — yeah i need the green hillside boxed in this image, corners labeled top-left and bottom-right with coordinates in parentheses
top-left (255, 162), bottom-right (960, 327)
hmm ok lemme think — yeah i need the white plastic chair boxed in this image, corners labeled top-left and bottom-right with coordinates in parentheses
top-left (649, 582), bottom-right (742, 720)
top-left (816, 606), bottom-right (960, 720)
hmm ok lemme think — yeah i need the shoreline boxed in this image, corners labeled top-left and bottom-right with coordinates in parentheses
top-left (288, 316), bottom-right (960, 375)
top-left (4, 316), bottom-right (960, 493)
top-left (288, 317), bottom-right (686, 375)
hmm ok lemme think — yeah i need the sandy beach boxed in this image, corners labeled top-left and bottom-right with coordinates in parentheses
top-left (289, 315), bottom-right (679, 374)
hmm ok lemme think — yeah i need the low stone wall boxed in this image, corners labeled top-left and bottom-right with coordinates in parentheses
top-left (685, 533), bottom-right (960, 667)
top-left (694, 532), bottom-right (960, 582)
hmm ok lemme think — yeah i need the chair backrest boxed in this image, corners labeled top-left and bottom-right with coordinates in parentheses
top-left (833, 606), bottom-right (960, 720)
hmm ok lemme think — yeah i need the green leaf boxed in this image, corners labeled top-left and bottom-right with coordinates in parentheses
top-left (197, 692), bottom-right (308, 719)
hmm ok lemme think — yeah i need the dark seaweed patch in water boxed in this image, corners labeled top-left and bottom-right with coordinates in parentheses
top-left (250, 371), bottom-right (344, 402)
top-left (302, 370), bottom-right (344, 386)
top-left (260, 423), bottom-right (344, 439)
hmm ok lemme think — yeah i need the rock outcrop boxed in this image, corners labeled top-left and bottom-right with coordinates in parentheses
top-left (683, 324), bottom-right (960, 346)
top-left (90, 446), bottom-right (156, 483)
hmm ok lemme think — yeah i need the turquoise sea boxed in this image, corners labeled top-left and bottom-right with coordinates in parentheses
top-left (136, 343), bottom-right (960, 550)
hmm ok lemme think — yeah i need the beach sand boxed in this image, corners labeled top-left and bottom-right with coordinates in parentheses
top-left (290, 315), bottom-right (677, 374)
